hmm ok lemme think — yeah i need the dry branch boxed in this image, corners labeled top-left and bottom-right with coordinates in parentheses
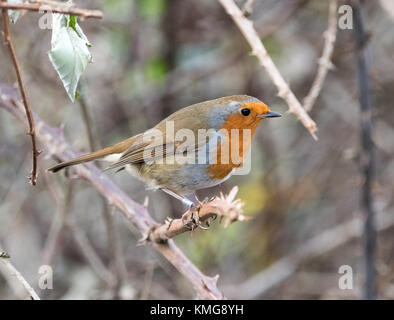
top-left (303, 0), bottom-right (338, 112)
top-left (148, 187), bottom-right (247, 243)
top-left (218, 0), bottom-right (318, 140)
top-left (0, 84), bottom-right (230, 300)
top-left (1, 0), bottom-right (40, 185)
top-left (0, 0), bottom-right (103, 19)
top-left (0, 251), bottom-right (40, 300)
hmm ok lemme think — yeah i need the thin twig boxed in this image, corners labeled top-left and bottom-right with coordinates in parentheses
top-left (0, 251), bottom-right (40, 300)
top-left (303, 0), bottom-right (338, 112)
top-left (0, 85), bottom-right (224, 299)
top-left (67, 215), bottom-right (116, 287)
top-left (218, 0), bottom-right (318, 140)
top-left (352, 0), bottom-right (376, 300)
top-left (79, 92), bottom-right (99, 151)
top-left (0, 0), bottom-right (103, 19)
top-left (140, 262), bottom-right (155, 300)
top-left (1, 0), bottom-right (40, 185)
top-left (41, 180), bottom-right (73, 266)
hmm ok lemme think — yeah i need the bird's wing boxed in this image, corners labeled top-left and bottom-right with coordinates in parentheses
top-left (105, 121), bottom-right (224, 171)
top-left (105, 136), bottom-right (212, 171)
top-left (105, 141), bottom-right (177, 170)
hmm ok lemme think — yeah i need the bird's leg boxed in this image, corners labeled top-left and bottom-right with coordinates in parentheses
top-left (160, 188), bottom-right (208, 230)
top-left (185, 192), bottom-right (212, 230)
top-left (160, 188), bottom-right (195, 209)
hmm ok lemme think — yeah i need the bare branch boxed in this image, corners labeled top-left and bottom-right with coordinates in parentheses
top-left (0, 0), bottom-right (103, 19)
top-left (218, 0), bottom-right (318, 140)
top-left (139, 262), bottom-right (155, 300)
top-left (352, 0), bottom-right (376, 300)
top-left (67, 215), bottom-right (116, 287)
top-left (41, 180), bottom-right (73, 266)
top-left (148, 187), bottom-right (247, 243)
top-left (1, 0), bottom-right (40, 185)
top-left (303, 0), bottom-right (338, 113)
top-left (0, 251), bottom-right (40, 300)
top-left (0, 85), bottom-right (224, 300)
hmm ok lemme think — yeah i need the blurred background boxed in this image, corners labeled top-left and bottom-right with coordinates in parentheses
top-left (0, 0), bottom-right (394, 299)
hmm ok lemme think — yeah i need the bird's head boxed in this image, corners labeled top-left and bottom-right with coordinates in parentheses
top-left (209, 95), bottom-right (281, 131)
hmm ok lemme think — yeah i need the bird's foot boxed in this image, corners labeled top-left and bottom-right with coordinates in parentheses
top-left (181, 202), bottom-right (209, 231)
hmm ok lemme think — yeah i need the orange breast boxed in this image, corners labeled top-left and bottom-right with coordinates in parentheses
top-left (206, 113), bottom-right (261, 180)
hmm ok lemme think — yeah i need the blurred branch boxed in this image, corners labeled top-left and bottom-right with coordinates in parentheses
top-left (1, 0), bottom-right (40, 185)
top-left (0, 85), bottom-right (224, 300)
top-left (0, 251), bottom-right (40, 300)
top-left (352, 0), bottom-right (376, 300)
top-left (67, 216), bottom-right (116, 287)
top-left (379, 0), bottom-right (394, 21)
top-left (0, 0), bottom-right (103, 19)
top-left (242, 0), bottom-right (255, 16)
top-left (41, 180), bottom-right (73, 267)
top-left (303, 0), bottom-right (338, 112)
top-left (147, 187), bottom-right (247, 243)
top-left (227, 209), bottom-right (394, 299)
top-left (79, 91), bottom-right (128, 297)
top-left (218, 0), bottom-right (318, 140)
top-left (42, 170), bottom-right (116, 288)
top-left (140, 262), bottom-right (155, 300)
top-left (79, 95), bottom-right (98, 151)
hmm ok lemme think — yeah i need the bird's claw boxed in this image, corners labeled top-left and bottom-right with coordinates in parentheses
top-left (181, 204), bottom-right (209, 231)
top-left (165, 216), bottom-right (174, 230)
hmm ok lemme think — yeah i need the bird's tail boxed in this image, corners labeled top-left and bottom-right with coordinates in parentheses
top-left (47, 136), bottom-right (137, 173)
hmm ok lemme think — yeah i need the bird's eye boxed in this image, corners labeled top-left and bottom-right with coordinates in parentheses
top-left (241, 108), bottom-right (250, 116)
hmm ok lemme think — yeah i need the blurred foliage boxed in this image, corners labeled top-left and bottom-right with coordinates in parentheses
top-left (138, 0), bottom-right (167, 19)
top-left (0, 0), bottom-right (394, 300)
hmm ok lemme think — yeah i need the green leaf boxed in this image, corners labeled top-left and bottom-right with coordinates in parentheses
top-left (8, 0), bottom-right (22, 24)
top-left (48, 14), bottom-right (92, 102)
top-left (69, 15), bottom-right (77, 30)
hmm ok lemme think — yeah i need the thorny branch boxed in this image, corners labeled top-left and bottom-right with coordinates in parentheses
top-left (303, 0), bottom-right (338, 113)
top-left (148, 187), bottom-right (247, 243)
top-left (218, 0), bottom-right (318, 140)
top-left (0, 0), bottom-right (103, 19)
top-left (1, 0), bottom-right (40, 185)
top-left (0, 85), bottom-right (249, 299)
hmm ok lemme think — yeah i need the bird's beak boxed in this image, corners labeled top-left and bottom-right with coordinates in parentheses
top-left (260, 110), bottom-right (282, 118)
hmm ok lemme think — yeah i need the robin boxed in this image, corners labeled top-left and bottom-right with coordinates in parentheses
top-left (48, 95), bottom-right (281, 208)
